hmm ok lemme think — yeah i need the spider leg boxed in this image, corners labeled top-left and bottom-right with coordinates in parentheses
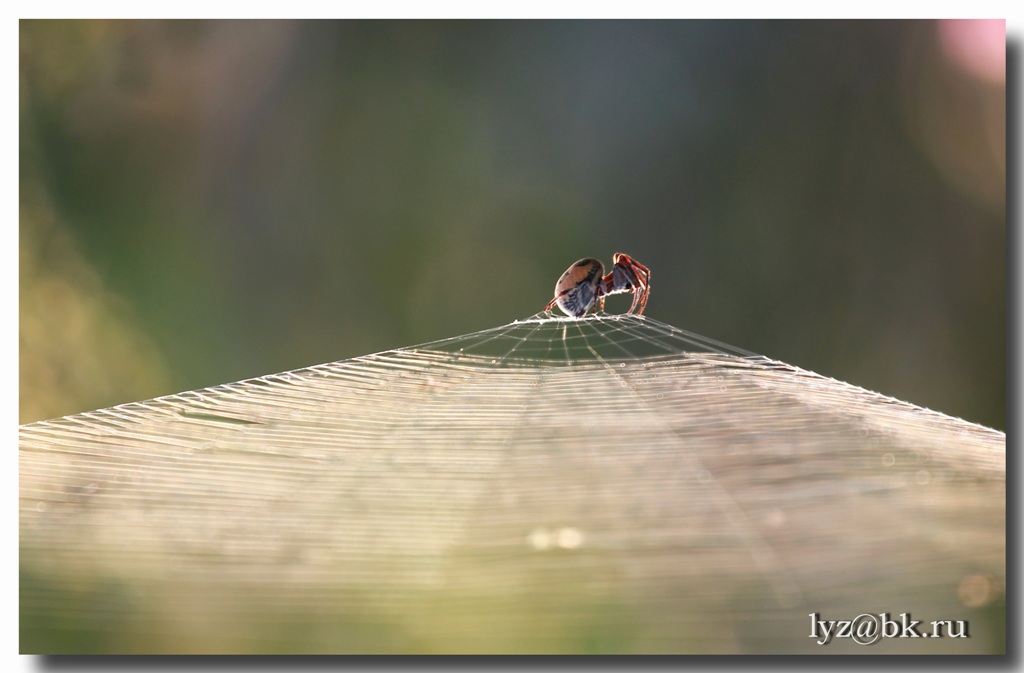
top-left (640, 273), bottom-right (651, 314)
top-left (598, 273), bottom-right (617, 313)
top-left (604, 253), bottom-right (651, 315)
top-left (615, 253), bottom-right (650, 276)
top-left (546, 288), bottom-right (573, 312)
top-left (631, 264), bottom-right (650, 315)
top-left (636, 287), bottom-right (648, 314)
top-left (547, 279), bottom-right (601, 317)
top-left (625, 258), bottom-right (651, 291)
top-left (628, 280), bottom-right (648, 315)
top-left (627, 289), bottom-right (638, 314)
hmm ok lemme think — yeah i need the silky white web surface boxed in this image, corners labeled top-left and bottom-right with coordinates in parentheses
top-left (20, 312), bottom-right (1005, 654)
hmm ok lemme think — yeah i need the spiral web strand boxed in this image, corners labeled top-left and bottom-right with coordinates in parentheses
top-left (20, 312), bottom-right (1005, 653)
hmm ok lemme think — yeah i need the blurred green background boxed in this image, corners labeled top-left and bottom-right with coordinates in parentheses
top-left (19, 19), bottom-right (1005, 429)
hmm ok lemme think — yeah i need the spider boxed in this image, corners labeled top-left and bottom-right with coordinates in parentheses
top-left (545, 253), bottom-right (651, 318)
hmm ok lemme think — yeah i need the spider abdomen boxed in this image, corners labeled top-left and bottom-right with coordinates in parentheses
top-left (552, 258), bottom-right (604, 318)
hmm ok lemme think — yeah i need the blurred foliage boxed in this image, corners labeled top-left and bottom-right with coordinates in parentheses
top-left (20, 20), bottom-right (1005, 428)
top-left (20, 173), bottom-right (172, 421)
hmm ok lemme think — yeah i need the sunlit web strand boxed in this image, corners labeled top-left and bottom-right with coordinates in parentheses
top-left (403, 311), bottom-right (756, 365)
top-left (530, 315), bottom-right (803, 607)
top-left (19, 309), bottom-right (1005, 653)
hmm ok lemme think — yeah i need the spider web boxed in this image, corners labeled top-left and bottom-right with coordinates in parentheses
top-left (19, 312), bottom-right (1005, 654)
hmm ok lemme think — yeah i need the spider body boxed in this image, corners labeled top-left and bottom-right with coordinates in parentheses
top-left (545, 253), bottom-right (651, 318)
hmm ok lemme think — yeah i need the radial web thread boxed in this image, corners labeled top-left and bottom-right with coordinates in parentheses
top-left (20, 312), bottom-right (1005, 653)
